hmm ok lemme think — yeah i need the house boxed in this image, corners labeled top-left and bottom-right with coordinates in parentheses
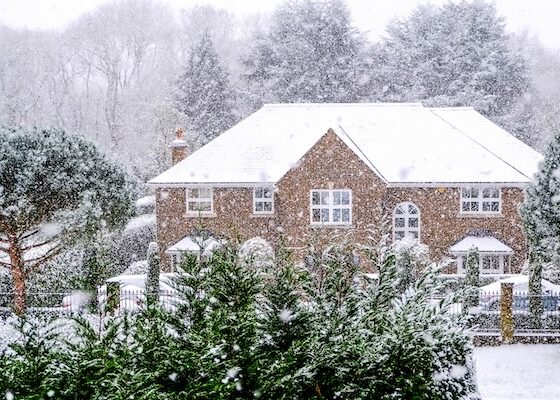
top-left (148, 103), bottom-right (542, 274)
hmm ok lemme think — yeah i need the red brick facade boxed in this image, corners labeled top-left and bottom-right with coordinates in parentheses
top-left (155, 130), bottom-right (528, 271)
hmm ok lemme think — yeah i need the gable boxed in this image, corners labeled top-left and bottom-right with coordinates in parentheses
top-left (278, 128), bottom-right (386, 186)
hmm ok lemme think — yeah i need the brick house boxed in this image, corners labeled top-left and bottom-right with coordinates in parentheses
top-left (149, 103), bottom-right (542, 274)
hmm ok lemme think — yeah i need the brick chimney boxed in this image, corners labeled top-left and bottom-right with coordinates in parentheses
top-left (170, 127), bottom-right (188, 165)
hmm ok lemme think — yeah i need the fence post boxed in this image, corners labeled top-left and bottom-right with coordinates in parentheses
top-left (500, 282), bottom-right (514, 344)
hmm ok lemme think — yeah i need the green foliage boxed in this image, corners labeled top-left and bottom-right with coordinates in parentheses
top-left (0, 238), bottom-right (479, 399)
top-left (146, 242), bottom-right (160, 306)
top-left (520, 131), bottom-right (560, 316)
top-left (0, 127), bottom-right (135, 238)
top-left (465, 246), bottom-right (480, 308)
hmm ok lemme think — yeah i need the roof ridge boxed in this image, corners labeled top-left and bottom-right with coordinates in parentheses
top-left (262, 102), bottom-right (423, 109)
top-left (428, 109), bottom-right (533, 181)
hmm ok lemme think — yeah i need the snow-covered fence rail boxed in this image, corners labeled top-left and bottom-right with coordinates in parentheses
top-left (0, 289), bottom-right (183, 317)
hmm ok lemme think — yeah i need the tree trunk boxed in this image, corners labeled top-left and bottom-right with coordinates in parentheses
top-left (9, 239), bottom-right (27, 315)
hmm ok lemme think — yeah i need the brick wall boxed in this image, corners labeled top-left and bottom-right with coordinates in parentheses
top-left (155, 129), bottom-right (528, 272)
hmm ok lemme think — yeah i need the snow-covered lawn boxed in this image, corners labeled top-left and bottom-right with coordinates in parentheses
top-left (475, 344), bottom-right (560, 400)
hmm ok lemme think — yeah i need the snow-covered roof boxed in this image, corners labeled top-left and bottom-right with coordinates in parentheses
top-left (449, 236), bottom-right (513, 254)
top-left (165, 235), bottom-right (225, 255)
top-left (149, 103), bottom-right (542, 186)
top-left (479, 275), bottom-right (560, 294)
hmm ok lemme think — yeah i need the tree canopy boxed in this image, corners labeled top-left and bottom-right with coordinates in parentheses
top-left (378, 0), bottom-right (528, 117)
top-left (244, 0), bottom-right (369, 105)
top-left (0, 127), bottom-right (135, 313)
top-left (174, 33), bottom-right (236, 145)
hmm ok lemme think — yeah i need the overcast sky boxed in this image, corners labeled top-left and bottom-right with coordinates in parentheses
top-left (1, 0), bottom-right (559, 48)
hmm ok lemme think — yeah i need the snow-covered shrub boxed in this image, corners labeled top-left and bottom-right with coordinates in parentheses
top-left (113, 213), bottom-right (156, 270)
top-left (392, 236), bottom-right (430, 294)
top-left (0, 237), bottom-right (480, 399)
top-left (238, 237), bottom-right (275, 273)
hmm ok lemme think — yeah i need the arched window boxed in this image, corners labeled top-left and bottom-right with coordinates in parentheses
top-left (393, 202), bottom-right (420, 241)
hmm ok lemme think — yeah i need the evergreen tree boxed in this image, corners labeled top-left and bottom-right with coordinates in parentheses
top-left (465, 246), bottom-right (480, 309)
top-left (174, 33), bottom-right (236, 145)
top-left (0, 127), bottom-right (135, 314)
top-left (520, 132), bottom-right (560, 316)
top-left (244, 0), bottom-right (369, 105)
top-left (146, 241), bottom-right (160, 306)
top-left (379, 0), bottom-right (528, 117)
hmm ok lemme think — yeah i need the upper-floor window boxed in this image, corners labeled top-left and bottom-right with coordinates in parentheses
top-left (460, 187), bottom-right (501, 214)
top-left (254, 187), bottom-right (274, 214)
top-left (310, 189), bottom-right (352, 225)
top-left (393, 202), bottom-right (420, 241)
top-left (186, 188), bottom-right (213, 215)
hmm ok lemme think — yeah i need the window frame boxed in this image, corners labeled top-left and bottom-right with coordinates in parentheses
top-left (186, 187), bottom-right (214, 215)
top-left (460, 186), bottom-right (501, 215)
top-left (393, 202), bottom-right (421, 241)
top-left (309, 189), bottom-right (352, 226)
top-left (253, 187), bottom-right (274, 214)
top-left (456, 253), bottom-right (510, 275)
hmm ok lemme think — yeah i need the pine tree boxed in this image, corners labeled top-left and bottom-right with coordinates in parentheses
top-left (0, 127), bottom-right (135, 314)
top-left (244, 0), bottom-right (369, 105)
top-left (174, 33), bottom-right (236, 145)
top-left (379, 0), bottom-right (528, 117)
top-left (520, 132), bottom-right (560, 316)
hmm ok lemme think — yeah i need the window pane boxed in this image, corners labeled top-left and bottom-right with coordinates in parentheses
top-left (482, 202), bottom-right (491, 212)
top-left (482, 188), bottom-right (491, 198)
top-left (312, 192), bottom-right (320, 205)
top-left (408, 204), bottom-right (418, 214)
top-left (263, 201), bottom-right (273, 212)
top-left (342, 209), bottom-right (350, 222)
top-left (312, 209), bottom-right (321, 222)
top-left (408, 218), bottom-right (418, 228)
top-left (188, 188), bottom-right (199, 198)
top-left (395, 205), bottom-right (405, 214)
top-left (341, 191), bottom-right (350, 205)
top-left (255, 187), bottom-right (263, 198)
top-left (333, 191), bottom-right (341, 205)
top-left (321, 209), bottom-right (329, 222)
top-left (333, 209), bottom-right (341, 222)
top-left (255, 202), bottom-right (263, 212)
top-left (461, 188), bottom-right (469, 198)
top-left (491, 201), bottom-right (500, 212)
top-left (321, 192), bottom-right (329, 205)
top-left (462, 202), bottom-right (470, 212)
top-left (395, 231), bottom-right (405, 240)
top-left (471, 202), bottom-right (479, 212)
top-left (471, 188), bottom-right (479, 198)
top-left (395, 217), bottom-right (405, 228)
top-left (263, 188), bottom-right (273, 198)
top-left (198, 201), bottom-right (211, 211)
top-left (200, 188), bottom-right (211, 198)
top-left (410, 231), bottom-right (419, 239)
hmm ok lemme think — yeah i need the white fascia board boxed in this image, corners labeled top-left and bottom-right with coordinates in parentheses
top-left (148, 182), bottom-right (277, 188)
top-left (386, 182), bottom-right (530, 189)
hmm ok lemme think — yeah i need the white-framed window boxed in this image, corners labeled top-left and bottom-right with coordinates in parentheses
top-left (310, 189), bottom-right (352, 225)
top-left (460, 187), bottom-right (501, 214)
top-left (393, 202), bottom-right (420, 241)
top-left (253, 187), bottom-right (274, 214)
top-left (186, 188), bottom-right (213, 215)
top-left (456, 254), bottom-right (510, 275)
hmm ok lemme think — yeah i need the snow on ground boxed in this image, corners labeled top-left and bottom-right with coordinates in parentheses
top-left (475, 344), bottom-right (560, 400)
